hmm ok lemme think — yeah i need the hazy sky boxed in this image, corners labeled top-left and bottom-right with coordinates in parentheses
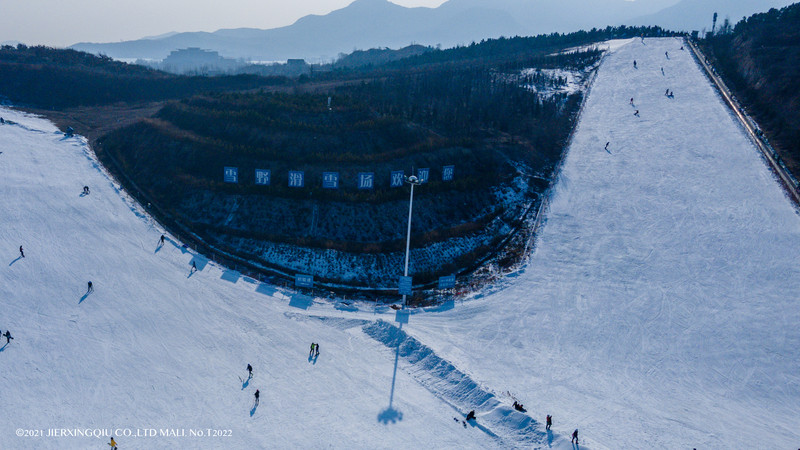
top-left (0, 0), bottom-right (447, 47)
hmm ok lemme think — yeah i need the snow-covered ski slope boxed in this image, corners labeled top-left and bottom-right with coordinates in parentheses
top-left (404, 37), bottom-right (800, 449)
top-left (1, 36), bottom-right (799, 449)
top-left (0, 112), bottom-right (514, 447)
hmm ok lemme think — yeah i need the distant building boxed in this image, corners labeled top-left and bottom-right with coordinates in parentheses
top-left (159, 47), bottom-right (241, 75)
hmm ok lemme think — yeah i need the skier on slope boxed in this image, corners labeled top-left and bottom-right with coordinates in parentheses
top-left (634, 110), bottom-right (640, 117)
top-left (87, 281), bottom-right (93, 293)
top-left (19, 245), bottom-right (24, 258)
top-left (160, 234), bottom-right (165, 246)
top-left (315, 343), bottom-right (320, 357)
top-left (630, 97), bottom-right (634, 106)
top-left (309, 343), bottom-right (315, 357)
top-left (661, 67), bottom-right (665, 76)
top-left (190, 261), bottom-right (197, 274)
top-left (546, 414), bottom-right (552, 430)
top-left (633, 60), bottom-right (637, 69)
top-left (254, 389), bottom-right (260, 406)
top-left (466, 410), bottom-right (476, 421)
top-left (247, 364), bottom-right (253, 379)
top-left (604, 142), bottom-right (610, 151)
top-left (3, 330), bottom-right (13, 344)
top-left (665, 51), bottom-right (669, 59)
top-left (108, 436), bottom-right (118, 449)
top-left (571, 429), bottom-right (579, 444)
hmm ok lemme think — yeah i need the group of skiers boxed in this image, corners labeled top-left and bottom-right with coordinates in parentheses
top-left (309, 342), bottom-right (320, 358)
top-left (626, 47), bottom-right (681, 121)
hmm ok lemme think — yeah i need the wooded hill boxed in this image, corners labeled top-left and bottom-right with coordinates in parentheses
top-left (2, 26), bottom-right (670, 292)
top-left (96, 46), bottom-right (594, 288)
top-left (0, 44), bottom-right (283, 108)
top-left (700, 3), bottom-right (800, 180)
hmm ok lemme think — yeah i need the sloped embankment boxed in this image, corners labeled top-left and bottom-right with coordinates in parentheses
top-left (362, 320), bottom-right (567, 448)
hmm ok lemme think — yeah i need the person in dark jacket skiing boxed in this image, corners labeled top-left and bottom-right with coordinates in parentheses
top-left (546, 414), bottom-right (552, 430)
top-left (633, 60), bottom-right (637, 69)
top-left (87, 281), bottom-right (93, 293)
top-left (19, 245), bottom-right (24, 258)
top-left (314, 343), bottom-right (319, 357)
top-left (466, 410), bottom-right (476, 421)
top-left (159, 234), bottom-right (165, 246)
top-left (571, 429), bottom-right (579, 444)
top-left (190, 261), bottom-right (197, 274)
top-left (254, 389), bottom-right (260, 405)
top-left (247, 364), bottom-right (253, 379)
top-left (3, 330), bottom-right (12, 344)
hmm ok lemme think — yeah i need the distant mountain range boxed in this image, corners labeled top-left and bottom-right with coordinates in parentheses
top-left (630, 0), bottom-right (797, 32)
top-left (69, 0), bottom-right (796, 62)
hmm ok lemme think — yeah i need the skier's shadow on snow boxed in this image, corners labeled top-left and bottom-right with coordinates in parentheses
top-left (79, 192), bottom-right (88, 198)
top-left (154, 243), bottom-right (163, 254)
top-left (8, 256), bottom-right (22, 266)
top-left (0, 343), bottom-right (7, 352)
top-left (250, 403), bottom-right (258, 417)
top-left (241, 378), bottom-right (250, 390)
top-left (79, 292), bottom-right (90, 304)
top-left (547, 429), bottom-right (554, 446)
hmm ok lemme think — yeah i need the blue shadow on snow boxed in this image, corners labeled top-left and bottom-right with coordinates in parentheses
top-left (288, 295), bottom-right (313, 310)
top-left (220, 269), bottom-right (240, 284)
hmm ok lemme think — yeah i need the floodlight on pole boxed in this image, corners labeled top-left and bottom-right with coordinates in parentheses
top-left (402, 175), bottom-right (421, 307)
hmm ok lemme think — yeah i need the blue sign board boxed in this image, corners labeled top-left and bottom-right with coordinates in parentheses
top-left (322, 172), bottom-right (339, 189)
top-left (438, 275), bottom-right (456, 289)
top-left (417, 168), bottom-right (430, 184)
top-left (358, 172), bottom-right (374, 190)
top-left (399, 276), bottom-right (413, 296)
top-left (288, 171), bottom-right (305, 188)
top-left (295, 274), bottom-right (314, 288)
top-left (390, 170), bottom-right (405, 188)
top-left (255, 169), bottom-right (271, 186)
top-left (442, 165), bottom-right (455, 181)
top-left (224, 167), bottom-right (238, 183)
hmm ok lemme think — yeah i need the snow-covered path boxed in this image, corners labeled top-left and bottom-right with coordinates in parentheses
top-left (402, 37), bottom-right (800, 449)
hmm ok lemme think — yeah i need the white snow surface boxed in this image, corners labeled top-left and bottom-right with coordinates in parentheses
top-left (0, 108), bottom-right (511, 448)
top-left (2, 36), bottom-right (800, 449)
top-left (405, 37), bottom-right (800, 449)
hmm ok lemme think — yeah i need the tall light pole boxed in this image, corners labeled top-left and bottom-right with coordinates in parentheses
top-left (402, 175), bottom-right (421, 307)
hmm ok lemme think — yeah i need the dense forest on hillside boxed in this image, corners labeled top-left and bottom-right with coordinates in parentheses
top-left (701, 4), bottom-right (800, 179)
top-left (96, 44), bottom-right (596, 287)
top-left (330, 25), bottom-right (675, 73)
top-left (2, 30), bottom-right (619, 290)
top-left (0, 44), bottom-right (284, 108)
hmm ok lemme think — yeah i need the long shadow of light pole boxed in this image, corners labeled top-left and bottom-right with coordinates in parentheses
top-left (378, 317), bottom-right (407, 424)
